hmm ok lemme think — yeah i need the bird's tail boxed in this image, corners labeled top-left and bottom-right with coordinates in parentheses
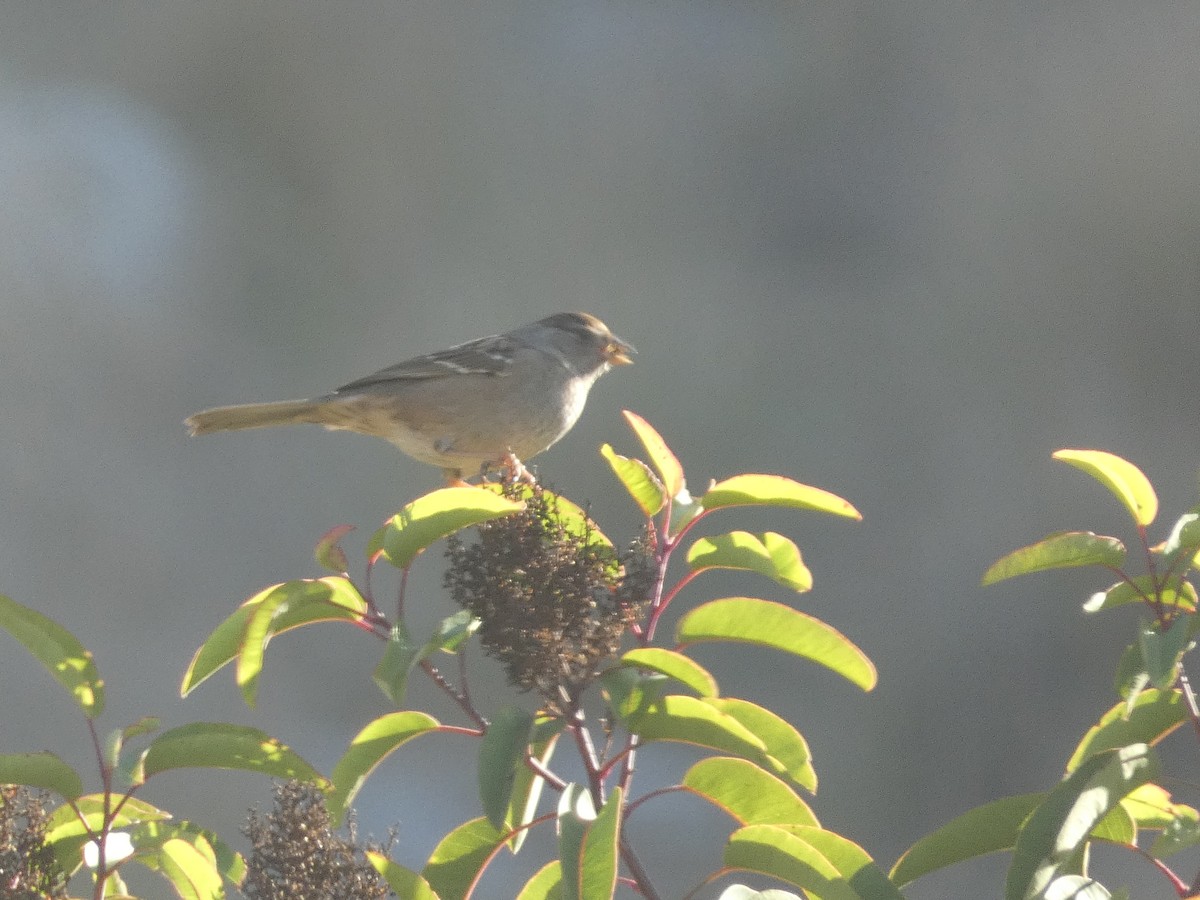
top-left (185, 399), bottom-right (324, 435)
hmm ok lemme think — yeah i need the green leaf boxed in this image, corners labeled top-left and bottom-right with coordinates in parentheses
top-left (676, 598), bottom-right (877, 691)
top-left (1006, 744), bottom-right (1159, 900)
top-left (558, 785), bottom-right (620, 900)
top-left (182, 576), bottom-right (368, 697)
top-left (1040, 876), bottom-right (1112, 900)
top-left (1159, 509), bottom-right (1200, 570)
top-left (0, 594), bottom-right (105, 718)
top-left (140, 723), bottom-right (327, 787)
top-left (378, 486), bottom-right (525, 570)
top-left (600, 443), bottom-right (665, 517)
top-left (423, 816), bottom-right (505, 900)
top-left (717, 888), bottom-right (803, 900)
top-left (620, 694), bottom-right (768, 762)
top-left (982, 532), bottom-right (1126, 586)
top-left (1083, 576), bottom-right (1196, 614)
top-left (779, 826), bottom-right (904, 900)
top-left (1089, 802), bottom-right (1135, 843)
top-left (619, 648), bottom-right (719, 697)
top-left (372, 625), bottom-right (423, 707)
top-left (1146, 789), bottom-right (1200, 858)
top-left (687, 532), bottom-right (813, 592)
top-left (1140, 617), bottom-right (1191, 689)
top-left (0, 751), bottom-right (82, 801)
top-left (505, 724), bottom-right (560, 853)
top-left (328, 711), bottom-right (440, 826)
top-left (128, 820), bottom-right (245, 890)
top-left (1053, 449), bottom-right (1158, 527)
top-left (724, 824), bottom-right (857, 900)
top-left (45, 794), bottom-right (171, 875)
top-left (682, 757), bottom-right (816, 826)
top-left (516, 861), bottom-right (563, 900)
top-left (314, 524), bottom-right (354, 573)
top-left (706, 698), bottom-right (816, 792)
top-left (479, 706), bottom-right (534, 831)
top-left (891, 793), bottom-right (1044, 888)
top-left (366, 851), bottom-right (438, 900)
top-left (701, 474), bottom-right (861, 521)
top-left (1067, 689), bottom-right (1187, 772)
top-left (483, 483), bottom-right (616, 551)
top-left (622, 410), bottom-right (685, 499)
top-left (157, 835), bottom-right (225, 900)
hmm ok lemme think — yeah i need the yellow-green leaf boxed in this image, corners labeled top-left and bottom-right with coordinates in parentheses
top-left (706, 698), bottom-right (816, 792)
top-left (0, 752), bottom-right (82, 801)
top-left (724, 824), bottom-right (856, 900)
top-left (622, 410), bottom-right (685, 499)
top-left (366, 851), bottom-right (438, 900)
top-left (328, 711), bottom-right (440, 825)
top-left (1054, 449), bottom-right (1158, 527)
top-left (378, 486), bottom-right (525, 569)
top-left (676, 598), bottom-right (877, 691)
top-left (687, 532), bottom-right (812, 592)
top-left (701, 475), bottom-right (861, 521)
top-left (516, 861), bottom-right (563, 899)
top-left (1067, 689), bottom-right (1187, 773)
top-left (622, 694), bottom-right (768, 762)
top-left (140, 723), bottom-right (327, 787)
top-left (683, 757), bottom-right (817, 826)
top-left (0, 594), bottom-right (104, 718)
top-left (982, 532), bottom-right (1126, 586)
top-left (600, 443), bottom-right (665, 517)
top-left (182, 576), bottom-right (368, 697)
top-left (620, 648), bottom-right (719, 697)
top-left (423, 817), bottom-right (505, 900)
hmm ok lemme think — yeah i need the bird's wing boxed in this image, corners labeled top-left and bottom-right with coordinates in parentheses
top-left (332, 334), bottom-right (517, 394)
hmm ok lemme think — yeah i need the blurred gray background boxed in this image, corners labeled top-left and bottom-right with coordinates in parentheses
top-left (1, 1), bottom-right (1198, 897)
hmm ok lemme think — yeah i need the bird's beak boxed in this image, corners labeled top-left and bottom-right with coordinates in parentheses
top-left (606, 336), bottom-right (636, 366)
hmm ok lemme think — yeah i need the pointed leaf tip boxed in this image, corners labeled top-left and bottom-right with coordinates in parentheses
top-left (622, 410), bottom-right (685, 499)
top-left (701, 475), bottom-right (861, 521)
top-left (982, 532), bottom-right (1126, 586)
top-left (1053, 449), bottom-right (1158, 527)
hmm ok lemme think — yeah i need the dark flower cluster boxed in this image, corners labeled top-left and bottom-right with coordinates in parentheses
top-left (444, 485), bottom-right (655, 713)
top-left (241, 780), bottom-right (392, 900)
top-left (0, 785), bottom-right (67, 900)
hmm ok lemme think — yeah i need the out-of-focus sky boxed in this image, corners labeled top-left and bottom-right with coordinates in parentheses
top-left (1, 2), bottom-right (1198, 896)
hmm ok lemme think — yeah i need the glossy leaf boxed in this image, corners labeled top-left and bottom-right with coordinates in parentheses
top-left (982, 532), bottom-right (1125, 586)
top-left (1140, 617), bottom-right (1191, 689)
top-left (622, 410), bottom-right (684, 499)
top-left (780, 826), bottom-right (904, 900)
top-left (701, 474), bottom-right (861, 521)
top-left (1006, 744), bottom-right (1158, 900)
top-left (366, 851), bottom-right (438, 900)
top-left (45, 794), bottom-right (171, 874)
top-left (378, 487), bottom-right (525, 569)
top-left (423, 816), bottom-right (505, 900)
top-left (706, 698), bottom-right (816, 792)
top-left (516, 861), bottom-right (563, 900)
top-left (0, 751), bottom-right (82, 801)
top-left (479, 706), bottom-right (534, 831)
top-left (1159, 510), bottom-right (1200, 571)
top-left (505, 725), bottom-right (560, 854)
top-left (128, 820), bottom-right (245, 890)
top-left (1053, 449), bottom-right (1158, 527)
top-left (158, 836), bottom-right (224, 900)
top-left (1083, 576), bottom-right (1196, 614)
top-left (0, 594), bottom-right (104, 718)
top-left (724, 824), bottom-right (856, 900)
top-left (485, 483), bottom-right (615, 550)
top-left (687, 532), bottom-right (813, 592)
top-left (1040, 876), bottom-right (1111, 900)
top-left (372, 625), bottom-right (423, 707)
top-left (314, 524), bottom-right (355, 573)
top-left (621, 694), bottom-right (768, 762)
top-left (140, 723), bottom-right (327, 787)
top-left (717, 888), bottom-right (802, 900)
top-left (328, 711), bottom-right (440, 825)
top-left (891, 792), bottom-right (1043, 887)
top-left (1067, 689), bottom-right (1186, 772)
top-left (600, 443), bottom-right (665, 517)
top-left (619, 648), bottom-right (718, 697)
top-left (559, 785), bottom-right (620, 900)
top-left (676, 598), bottom-right (877, 691)
top-left (182, 576), bottom-right (367, 697)
top-left (682, 757), bottom-right (817, 826)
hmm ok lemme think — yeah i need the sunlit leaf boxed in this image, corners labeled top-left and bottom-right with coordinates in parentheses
top-left (619, 648), bottom-right (718, 697)
top-left (622, 410), bottom-right (684, 499)
top-left (366, 851), bottom-right (438, 899)
top-left (1006, 744), bottom-right (1158, 900)
top-left (600, 443), bottom-right (665, 517)
top-left (1053, 449), bottom-right (1158, 527)
top-left (724, 824), bottom-right (855, 899)
top-left (45, 795), bottom-right (171, 875)
top-left (559, 785), bottom-right (620, 900)
top-left (314, 524), bottom-right (355, 573)
top-left (982, 532), bottom-right (1125, 586)
top-left (687, 532), bottom-right (813, 592)
top-left (328, 712), bottom-right (440, 826)
top-left (0, 594), bottom-right (104, 718)
top-left (140, 723), bottom-right (327, 787)
top-left (1083, 576), bottom-right (1196, 614)
top-left (158, 836), bottom-right (224, 900)
top-left (1139, 616), bottom-right (1191, 689)
top-left (706, 698), bottom-right (816, 792)
top-left (506, 724), bottom-right (560, 854)
top-left (378, 487), bottom-right (525, 570)
top-left (1067, 689), bottom-right (1187, 772)
top-left (701, 475), bottom-right (861, 521)
top-left (682, 757), bottom-right (816, 826)
top-left (516, 861), bottom-right (563, 900)
top-left (676, 598), bottom-right (876, 691)
top-left (182, 576), bottom-right (368, 697)
top-left (423, 816), bottom-right (505, 900)
top-left (621, 694), bottom-right (768, 762)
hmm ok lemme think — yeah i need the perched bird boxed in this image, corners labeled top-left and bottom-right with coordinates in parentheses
top-left (186, 312), bottom-right (634, 484)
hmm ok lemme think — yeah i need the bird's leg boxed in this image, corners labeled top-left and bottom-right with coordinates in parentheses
top-left (501, 451), bottom-right (537, 485)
